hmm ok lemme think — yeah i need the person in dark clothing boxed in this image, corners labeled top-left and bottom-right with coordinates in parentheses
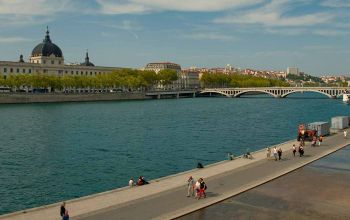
top-left (299, 146), bottom-right (304, 157)
top-left (292, 144), bottom-right (296, 157)
top-left (197, 162), bottom-right (204, 168)
top-left (141, 176), bottom-right (149, 185)
top-left (277, 148), bottom-right (282, 160)
top-left (60, 202), bottom-right (66, 219)
top-left (198, 178), bottom-right (207, 199)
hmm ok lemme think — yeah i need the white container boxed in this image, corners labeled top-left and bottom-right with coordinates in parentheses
top-left (331, 116), bottom-right (349, 129)
top-left (307, 122), bottom-right (330, 136)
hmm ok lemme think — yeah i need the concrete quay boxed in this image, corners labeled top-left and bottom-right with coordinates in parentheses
top-left (0, 93), bottom-right (150, 104)
top-left (1, 130), bottom-right (349, 220)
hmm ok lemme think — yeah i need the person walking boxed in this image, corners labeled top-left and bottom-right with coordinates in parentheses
top-left (187, 176), bottom-right (195, 197)
top-left (277, 148), bottom-right (282, 160)
top-left (299, 146), bottom-right (304, 157)
top-left (318, 136), bottom-right (323, 146)
top-left (273, 147), bottom-right (278, 161)
top-left (292, 144), bottom-right (296, 157)
top-left (63, 210), bottom-right (69, 220)
top-left (344, 130), bottom-right (348, 138)
top-left (266, 147), bottom-right (271, 159)
top-left (198, 178), bottom-right (207, 200)
top-left (60, 202), bottom-right (66, 220)
top-left (194, 179), bottom-right (201, 198)
top-left (311, 136), bottom-right (317, 147)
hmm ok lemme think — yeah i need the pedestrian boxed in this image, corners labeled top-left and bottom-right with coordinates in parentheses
top-left (63, 210), bottom-right (69, 220)
top-left (129, 177), bottom-right (134, 187)
top-left (198, 178), bottom-right (207, 200)
top-left (194, 179), bottom-right (201, 198)
top-left (292, 144), bottom-right (296, 157)
top-left (187, 176), bottom-right (195, 197)
top-left (299, 146), bottom-right (304, 157)
top-left (277, 148), bottom-right (282, 160)
top-left (344, 130), bottom-right (348, 138)
top-left (266, 147), bottom-right (271, 159)
top-left (273, 147), bottom-right (278, 161)
top-left (60, 202), bottom-right (66, 220)
top-left (311, 136), bottom-right (317, 147)
top-left (318, 136), bottom-right (323, 146)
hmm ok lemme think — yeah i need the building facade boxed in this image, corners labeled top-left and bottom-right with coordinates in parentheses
top-left (0, 28), bottom-right (121, 79)
top-left (144, 62), bottom-right (184, 90)
top-left (287, 67), bottom-right (299, 75)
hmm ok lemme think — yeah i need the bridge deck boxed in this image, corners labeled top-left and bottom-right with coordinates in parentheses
top-left (1, 130), bottom-right (349, 220)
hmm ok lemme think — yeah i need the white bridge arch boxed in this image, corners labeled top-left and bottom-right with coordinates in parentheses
top-left (200, 87), bottom-right (349, 98)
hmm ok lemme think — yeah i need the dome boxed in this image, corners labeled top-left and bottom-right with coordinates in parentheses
top-left (31, 28), bottom-right (63, 58)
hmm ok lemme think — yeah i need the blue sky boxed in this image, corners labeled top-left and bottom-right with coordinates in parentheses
top-left (0, 0), bottom-right (349, 75)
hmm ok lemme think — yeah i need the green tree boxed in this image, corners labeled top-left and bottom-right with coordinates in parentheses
top-left (158, 69), bottom-right (178, 86)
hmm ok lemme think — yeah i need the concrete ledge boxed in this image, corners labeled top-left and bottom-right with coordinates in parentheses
top-left (161, 140), bottom-right (350, 219)
top-left (0, 93), bottom-right (150, 104)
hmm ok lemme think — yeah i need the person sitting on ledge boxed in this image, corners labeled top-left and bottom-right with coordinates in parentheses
top-left (227, 152), bottom-right (235, 160)
top-left (197, 162), bottom-right (204, 168)
top-left (137, 176), bottom-right (144, 186)
top-left (141, 176), bottom-right (149, 185)
top-left (243, 152), bottom-right (253, 159)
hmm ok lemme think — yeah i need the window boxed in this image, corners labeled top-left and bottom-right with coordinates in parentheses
top-left (43, 60), bottom-right (46, 64)
top-left (3, 68), bottom-right (7, 73)
top-left (76, 71), bottom-right (78, 75)
top-left (59, 61), bottom-right (61, 65)
top-left (28, 69), bottom-right (32, 73)
top-left (16, 68), bottom-right (19, 73)
top-left (90, 72), bottom-right (92, 76)
top-left (44, 69), bottom-right (47, 73)
top-left (51, 60), bottom-right (54, 64)
top-left (22, 69), bottom-right (25, 73)
top-left (65, 71), bottom-right (68, 74)
top-left (71, 71), bottom-right (73, 74)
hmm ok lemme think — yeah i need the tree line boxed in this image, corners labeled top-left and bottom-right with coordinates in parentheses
top-left (0, 68), bottom-right (178, 92)
top-left (200, 72), bottom-right (289, 88)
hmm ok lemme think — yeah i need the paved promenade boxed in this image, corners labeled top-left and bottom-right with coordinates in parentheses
top-left (1, 130), bottom-right (349, 220)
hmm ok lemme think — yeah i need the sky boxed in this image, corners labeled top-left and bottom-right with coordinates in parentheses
top-left (0, 0), bottom-right (349, 75)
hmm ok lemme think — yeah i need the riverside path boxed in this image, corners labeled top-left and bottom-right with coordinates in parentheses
top-left (1, 130), bottom-right (350, 220)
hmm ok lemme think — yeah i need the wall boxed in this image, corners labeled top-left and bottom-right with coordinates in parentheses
top-left (0, 93), bottom-right (151, 104)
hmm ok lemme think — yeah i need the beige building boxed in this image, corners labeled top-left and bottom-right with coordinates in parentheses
top-left (0, 28), bottom-right (121, 79)
top-left (144, 62), bottom-right (183, 90)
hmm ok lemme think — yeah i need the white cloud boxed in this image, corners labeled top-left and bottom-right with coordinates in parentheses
top-left (0, 36), bottom-right (31, 43)
top-left (0, 0), bottom-right (73, 15)
top-left (321, 0), bottom-right (350, 8)
top-left (0, 0), bottom-right (75, 27)
top-left (97, 0), bottom-right (264, 14)
top-left (313, 29), bottom-right (350, 37)
top-left (215, 0), bottom-right (335, 27)
top-left (180, 32), bottom-right (237, 41)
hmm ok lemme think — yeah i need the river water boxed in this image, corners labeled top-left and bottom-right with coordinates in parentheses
top-left (0, 93), bottom-right (349, 214)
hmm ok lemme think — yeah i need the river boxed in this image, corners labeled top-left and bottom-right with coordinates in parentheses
top-left (0, 93), bottom-right (349, 214)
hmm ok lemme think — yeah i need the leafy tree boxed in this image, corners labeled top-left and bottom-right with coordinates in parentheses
top-left (158, 69), bottom-right (178, 86)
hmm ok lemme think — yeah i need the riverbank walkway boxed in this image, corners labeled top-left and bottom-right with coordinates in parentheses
top-left (1, 129), bottom-right (350, 220)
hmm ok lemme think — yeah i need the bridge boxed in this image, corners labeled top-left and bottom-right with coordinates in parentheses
top-left (200, 87), bottom-right (350, 98)
top-left (146, 90), bottom-right (197, 99)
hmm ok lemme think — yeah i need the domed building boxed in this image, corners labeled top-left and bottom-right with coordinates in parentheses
top-left (30, 27), bottom-right (64, 65)
top-left (0, 27), bottom-right (120, 78)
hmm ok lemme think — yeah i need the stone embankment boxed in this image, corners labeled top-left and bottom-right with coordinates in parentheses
top-left (1, 130), bottom-right (349, 220)
top-left (0, 93), bottom-right (150, 104)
